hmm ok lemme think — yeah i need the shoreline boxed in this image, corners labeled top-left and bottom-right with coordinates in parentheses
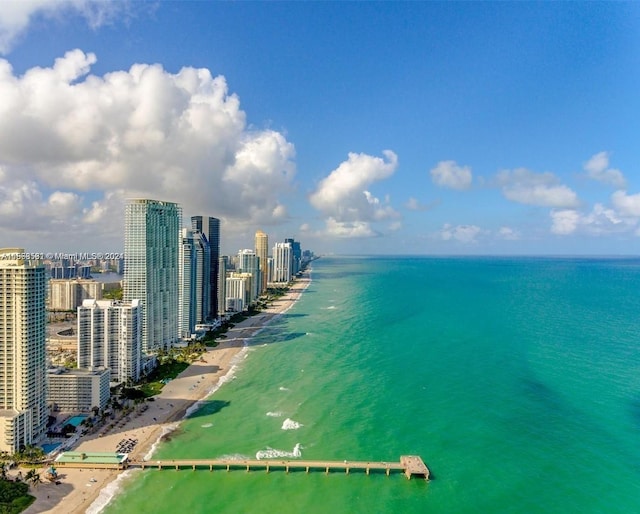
top-left (23, 273), bottom-right (312, 514)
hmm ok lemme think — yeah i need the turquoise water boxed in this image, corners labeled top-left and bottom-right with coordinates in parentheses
top-left (41, 442), bottom-right (62, 453)
top-left (66, 415), bottom-right (87, 427)
top-left (103, 256), bottom-right (640, 513)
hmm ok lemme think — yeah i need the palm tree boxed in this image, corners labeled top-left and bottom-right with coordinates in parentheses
top-left (24, 469), bottom-right (41, 488)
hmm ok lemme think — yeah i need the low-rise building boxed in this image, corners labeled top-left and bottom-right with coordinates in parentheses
top-left (47, 367), bottom-right (110, 413)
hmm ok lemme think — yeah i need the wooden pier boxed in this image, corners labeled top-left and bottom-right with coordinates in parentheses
top-left (129, 455), bottom-right (430, 480)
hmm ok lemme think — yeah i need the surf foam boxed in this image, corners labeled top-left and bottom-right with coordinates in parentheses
top-left (86, 468), bottom-right (142, 514)
top-left (281, 418), bottom-right (303, 430)
top-left (255, 443), bottom-right (302, 460)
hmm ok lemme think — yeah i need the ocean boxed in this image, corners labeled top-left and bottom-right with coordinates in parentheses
top-left (101, 256), bottom-right (640, 513)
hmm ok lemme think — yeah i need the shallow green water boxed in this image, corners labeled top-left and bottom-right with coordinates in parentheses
top-left (101, 256), bottom-right (640, 513)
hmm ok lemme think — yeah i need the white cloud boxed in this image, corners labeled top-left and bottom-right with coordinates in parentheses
top-left (497, 226), bottom-right (520, 240)
top-left (0, 1), bottom-right (126, 55)
top-left (309, 150), bottom-right (399, 238)
top-left (430, 160), bottom-right (472, 190)
top-left (584, 151), bottom-right (626, 188)
top-left (324, 218), bottom-right (378, 238)
top-left (0, 171), bottom-right (86, 233)
top-left (440, 223), bottom-right (482, 243)
top-left (550, 209), bottom-right (580, 235)
top-left (0, 50), bottom-right (296, 247)
top-left (496, 168), bottom-right (579, 208)
top-left (611, 190), bottom-right (640, 217)
top-left (551, 204), bottom-right (632, 236)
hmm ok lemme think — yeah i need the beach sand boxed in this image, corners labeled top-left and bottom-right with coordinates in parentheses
top-left (23, 275), bottom-right (310, 514)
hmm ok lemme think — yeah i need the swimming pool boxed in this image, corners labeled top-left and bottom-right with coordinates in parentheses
top-left (66, 415), bottom-right (87, 427)
top-left (41, 442), bottom-right (62, 454)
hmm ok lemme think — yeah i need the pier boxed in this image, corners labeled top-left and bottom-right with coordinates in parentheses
top-left (132, 455), bottom-right (430, 480)
top-left (53, 452), bottom-right (430, 480)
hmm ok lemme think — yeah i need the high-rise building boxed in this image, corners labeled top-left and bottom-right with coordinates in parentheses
top-left (217, 256), bottom-right (228, 317)
top-left (178, 229), bottom-right (210, 338)
top-left (191, 216), bottom-right (220, 320)
top-left (225, 274), bottom-right (250, 313)
top-left (0, 249), bottom-right (48, 454)
top-left (272, 242), bottom-right (293, 283)
top-left (285, 238), bottom-right (302, 275)
top-left (48, 279), bottom-right (102, 311)
top-left (124, 199), bottom-right (181, 354)
top-left (77, 299), bottom-right (142, 383)
top-left (237, 249), bottom-right (260, 304)
top-left (254, 230), bottom-right (268, 294)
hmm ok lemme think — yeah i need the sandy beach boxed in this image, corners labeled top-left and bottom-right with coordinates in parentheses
top-left (23, 275), bottom-right (310, 514)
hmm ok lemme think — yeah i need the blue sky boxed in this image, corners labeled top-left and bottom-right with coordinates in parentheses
top-left (0, 1), bottom-right (639, 255)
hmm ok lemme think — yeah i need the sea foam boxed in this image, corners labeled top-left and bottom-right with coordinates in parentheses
top-left (85, 468), bottom-right (141, 514)
top-left (266, 411), bottom-right (283, 417)
top-left (281, 418), bottom-right (303, 430)
top-left (256, 443), bottom-right (302, 460)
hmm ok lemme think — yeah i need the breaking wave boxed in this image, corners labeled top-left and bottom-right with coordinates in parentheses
top-left (86, 468), bottom-right (141, 514)
top-left (255, 443), bottom-right (302, 460)
top-left (266, 411), bottom-right (283, 417)
top-left (281, 418), bottom-right (303, 430)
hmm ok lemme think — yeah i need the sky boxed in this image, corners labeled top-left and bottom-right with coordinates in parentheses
top-left (0, 1), bottom-right (639, 256)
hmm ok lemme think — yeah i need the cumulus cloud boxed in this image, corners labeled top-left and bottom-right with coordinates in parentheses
top-left (309, 150), bottom-right (399, 237)
top-left (550, 209), bottom-right (581, 235)
top-left (324, 218), bottom-right (379, 238)
top-left (440, 223), bottom-right (482, 243)
top-left (0, 1), bottom-right (127, 55)
top-left (430, 160), bottom-right (472, 190)
top-left (496, 168), bottom-right (579, 208)
top-left (551, 204), bottom-right (631, 236)
top-left (584, 151), bottom-right (626, 188)
top-left (611, 190), bottom-right (640, 217)
top-left (0, 50), bottom-right (296, 247)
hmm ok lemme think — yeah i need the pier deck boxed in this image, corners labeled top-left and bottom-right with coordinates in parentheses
top-left (53, 452), bottom-right (430, 480)
top-left (130, 455), bottom-right (429, 480)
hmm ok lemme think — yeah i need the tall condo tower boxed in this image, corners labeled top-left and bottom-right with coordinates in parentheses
top-left (285, 238), bottom-right (302, 275)
top-left (237, 249), bottom-right (260, 304)
top-left (0, 249), bottom-right (48, 454)
top-left (77, 299), bottom-right (142, 383)
top-left (124, 199), bottom-right (181, 354)
top-left (254, 230), bottom-right (268, 294)
top-left (217, 256), bottom-right (229, 317)
top-left (178, 228), bottom-right (210, 337)
top-left (272, 242), bottom-right (293, 283)
top-left (191, 216), bottom-right (220, 320)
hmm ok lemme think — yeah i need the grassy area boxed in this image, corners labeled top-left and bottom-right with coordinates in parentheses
top-left (139, 360), bottom-right (190, 397)
top-left (0, 479), bottom-right (34, 513)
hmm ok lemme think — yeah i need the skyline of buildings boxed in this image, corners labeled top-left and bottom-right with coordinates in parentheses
top-left (0, 196), bottom-right (313, 455)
